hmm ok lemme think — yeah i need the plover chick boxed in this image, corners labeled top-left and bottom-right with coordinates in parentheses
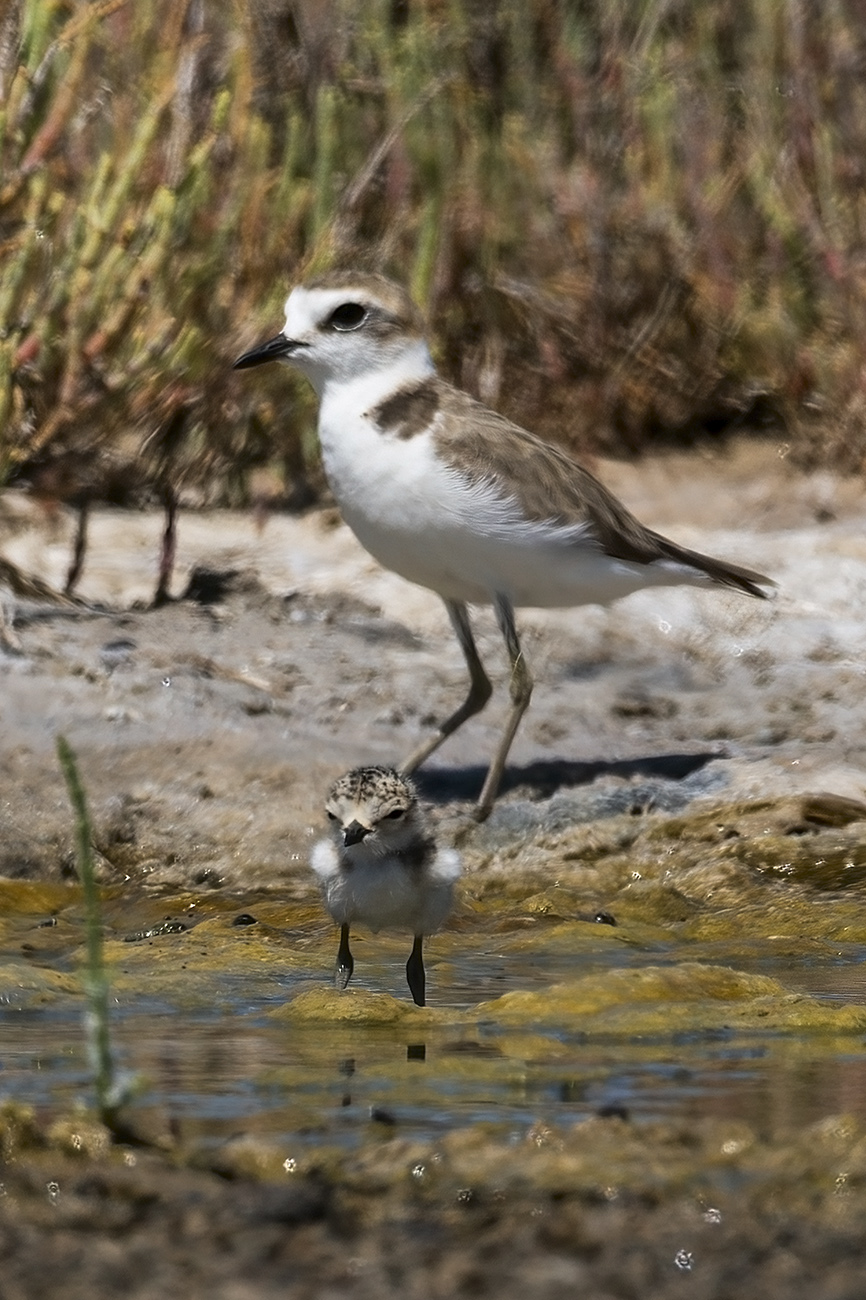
top-left (235, 272), bottom-right (774, 819)
top-left (310, 766), bottom-right (461, 1007)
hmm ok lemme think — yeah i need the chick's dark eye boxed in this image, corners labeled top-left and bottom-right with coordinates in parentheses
top-left (328, 302), bottom-right (367, 331)
top-left (327, 811), bottom-right (337, 821)
top-left (385, 808), bottom-right (405, 819)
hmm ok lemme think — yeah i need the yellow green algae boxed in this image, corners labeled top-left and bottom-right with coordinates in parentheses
top-left (274, 966), bottom-right (866, 1038)
top-left (0, 961), bottom-right (82, 1005)
top-left (274, 984), bottom-right (437, 1027)
top-left (470, 964), bottom-right (866, 1035)
top-left (99, 910), bottom-right (324, 1004)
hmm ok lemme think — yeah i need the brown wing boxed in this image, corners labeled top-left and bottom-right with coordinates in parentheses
top-left (425, 383), bottom-right (772, 599)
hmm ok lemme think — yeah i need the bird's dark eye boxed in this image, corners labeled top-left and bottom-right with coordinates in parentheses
top-left (385, 808), bottom-right (405, 819)
top-left (327, 302), bottom-right (367, 331)
top-left (327, 811), bottom-right (338, 821)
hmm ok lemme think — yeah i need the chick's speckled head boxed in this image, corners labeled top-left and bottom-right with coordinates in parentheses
top-left (324, 766), bottom-right (424, 856)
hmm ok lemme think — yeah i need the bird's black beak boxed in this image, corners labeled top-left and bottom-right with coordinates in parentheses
top-left (343, 820), bottom-right (370, 847)
top-left (232, 334), bottom-right (303, 370)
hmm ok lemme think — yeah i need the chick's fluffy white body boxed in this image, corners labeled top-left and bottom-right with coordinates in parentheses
top-left (310, 835), bottom-right (460, 935)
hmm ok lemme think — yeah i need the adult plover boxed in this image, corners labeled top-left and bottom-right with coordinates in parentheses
top-left (310, 766), bottom-right (460, 1006)
top-left (235, 272), bottom-right (773, 817)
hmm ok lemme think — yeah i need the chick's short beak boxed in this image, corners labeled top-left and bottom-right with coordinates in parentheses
top-left (343, 820), bottom-right (371, 848)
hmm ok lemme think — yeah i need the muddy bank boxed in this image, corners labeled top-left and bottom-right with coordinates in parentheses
top-left (3, 1101), bottom-right (866, 1300)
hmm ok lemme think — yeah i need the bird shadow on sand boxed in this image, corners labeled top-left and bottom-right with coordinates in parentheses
top-left (412, 751), bottom-right (721, 806)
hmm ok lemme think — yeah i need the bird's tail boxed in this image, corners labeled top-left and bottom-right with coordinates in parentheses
top-left (650, 530), bottom-right (775, 599)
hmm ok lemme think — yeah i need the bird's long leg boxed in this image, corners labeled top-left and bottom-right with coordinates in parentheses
top-left (475, 594), bottom-right (533, 821)
top-left (64, 500), bottom-right (90, 596)
top-left (400, 599), bottom-right (493, 774)
top-left (406, 934), bottom-right (426, 1007)
top-left (335, 923), bottom-right (354, 991)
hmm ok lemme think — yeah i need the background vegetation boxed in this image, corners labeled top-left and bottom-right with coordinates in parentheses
top-left (2, 0), bottom-right (866, 515)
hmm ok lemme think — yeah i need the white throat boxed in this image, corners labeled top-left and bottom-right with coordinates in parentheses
top-left (318, 338), bottom-right (436, 415)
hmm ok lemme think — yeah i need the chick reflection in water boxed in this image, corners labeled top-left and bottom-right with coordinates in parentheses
top-left (311, 767), bottom-right (461, 1006)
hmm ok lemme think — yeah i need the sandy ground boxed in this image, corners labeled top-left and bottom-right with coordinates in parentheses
top-left (3, 436), bottom-right (866, 1297)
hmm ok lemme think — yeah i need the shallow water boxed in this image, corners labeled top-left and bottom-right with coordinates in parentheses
top-left (5, 936), bottom-right (866, 1153)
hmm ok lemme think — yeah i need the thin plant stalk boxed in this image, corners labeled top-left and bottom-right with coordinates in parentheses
top-left (56, 734), bottom-right (117, 1127)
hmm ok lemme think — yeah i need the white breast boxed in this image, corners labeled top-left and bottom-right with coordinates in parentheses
top-left (317, 374), bottom-right (708, 609)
